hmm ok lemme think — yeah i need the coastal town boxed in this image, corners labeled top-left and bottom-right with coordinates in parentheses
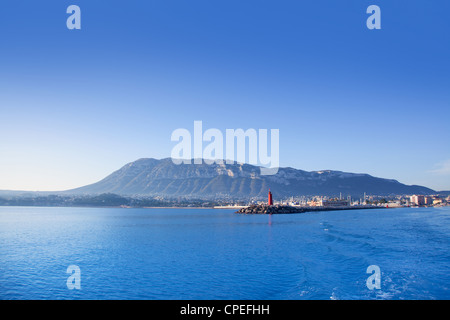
top-left (1, 190), bottom-right (449, 210)
top-left (219, 190), bottom-right (450, 214)
top-left (278, 193), bottom-right (450, 208)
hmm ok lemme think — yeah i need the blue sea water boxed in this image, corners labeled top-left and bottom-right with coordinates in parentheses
top-left (0, 206), bottom-right (449, 300)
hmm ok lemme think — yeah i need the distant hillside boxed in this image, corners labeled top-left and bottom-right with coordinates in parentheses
top-left (66, 158), bottom-right (436, 199)
top-left (437, 191), bottom-right (450, 197)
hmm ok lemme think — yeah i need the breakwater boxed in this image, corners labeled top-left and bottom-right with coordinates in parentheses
top-left (235, 204), bottom-right (385, 214)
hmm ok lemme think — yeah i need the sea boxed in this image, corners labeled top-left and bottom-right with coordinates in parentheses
top-left (0, 206), bottom-right (449, 300)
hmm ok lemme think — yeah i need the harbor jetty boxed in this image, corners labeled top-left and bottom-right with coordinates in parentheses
top-left (235, 204), bottom-right (385, 214)
top-left (235, 190), bottom-right (387, 214)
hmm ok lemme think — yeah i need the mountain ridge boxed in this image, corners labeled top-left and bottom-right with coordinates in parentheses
top-left (66, 158), bottom-right (436, 199)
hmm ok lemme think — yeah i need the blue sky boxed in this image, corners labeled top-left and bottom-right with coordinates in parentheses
top-left (1, 0), bottom-right (449, 191)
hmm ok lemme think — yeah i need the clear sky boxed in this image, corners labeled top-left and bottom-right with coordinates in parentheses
top-left (1, 0), bottom-right (449, 191)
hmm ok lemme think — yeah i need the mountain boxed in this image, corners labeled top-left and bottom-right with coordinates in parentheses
top-left (66, 158), bottom-right (436, 199)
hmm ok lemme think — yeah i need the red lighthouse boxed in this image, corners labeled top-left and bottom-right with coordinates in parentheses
top-left (268, 189), bottom-right (273, 206)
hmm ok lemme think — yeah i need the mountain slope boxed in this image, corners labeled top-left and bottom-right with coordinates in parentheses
top-left (66, 158), bottom-right (436, 198)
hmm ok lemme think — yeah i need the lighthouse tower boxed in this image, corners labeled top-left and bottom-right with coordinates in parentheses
top-left (268, 189), bottom-right (273, 206)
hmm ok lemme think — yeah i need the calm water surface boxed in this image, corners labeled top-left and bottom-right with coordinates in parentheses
top-left (0, 206), bottom-right (449, 300)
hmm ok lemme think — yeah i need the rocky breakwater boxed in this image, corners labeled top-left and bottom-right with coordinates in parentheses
top-left (236, 204), bottom-right (306, 214)
top-left (236, 204), bottom-right (387, 214)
